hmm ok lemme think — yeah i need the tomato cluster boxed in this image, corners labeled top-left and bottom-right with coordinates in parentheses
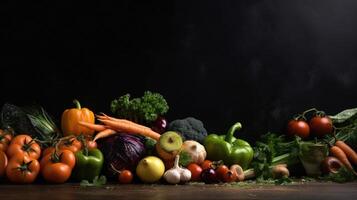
top-left (0, 132), bottom-right (103, 184)
top-left (187, 160), bottom-right (242, 184)
top-left (287, 109), bottom-right (333, 139)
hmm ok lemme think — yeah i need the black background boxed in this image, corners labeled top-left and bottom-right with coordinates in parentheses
top-left (1, 0), bottom-right (357, 142)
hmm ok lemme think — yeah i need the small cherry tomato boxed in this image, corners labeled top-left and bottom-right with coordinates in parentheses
top-left (187, 163), bottom-right (203, 181)
top-left (201, 160), bottom-right (213, 170)
top-left (222, 170), bottom-right (238, 183)
top-left (287, 120), bottom-right (310, 139)
top-left (309, 116), bottom-right (333, 137)
top-left (118, 170), bottom-right (133, 184)
top-left (215, 165), bottom-right (229, 181)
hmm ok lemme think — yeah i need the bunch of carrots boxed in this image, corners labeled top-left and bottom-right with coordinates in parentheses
top-left (329, 138), bottom-right (357, 175)
top-left (78, 113), bottom-right (161, 142)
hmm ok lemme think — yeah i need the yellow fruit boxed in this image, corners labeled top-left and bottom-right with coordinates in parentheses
top-left (136, 156), bottom-right (165, 183)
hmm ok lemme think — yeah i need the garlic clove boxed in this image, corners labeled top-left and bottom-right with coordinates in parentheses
top-left (164, 170), bottom-right (181, 184)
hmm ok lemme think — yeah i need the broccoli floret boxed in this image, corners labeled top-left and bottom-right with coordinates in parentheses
top-left (167, 117), bottom-right (208, 144)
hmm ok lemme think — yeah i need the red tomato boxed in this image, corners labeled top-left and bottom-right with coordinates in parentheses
top-left (201, 160), bottom-right (213, 170)
top-left (309, 116), bottom-right (333, 137)
top-left (40, 149), bottom-right (75, 183)
top-left (287, 120), bottom-right (310, 139)
top-left (40, 149), bottom-right (76, 169)
top-left (222, 170), bottom-right (238, 183)
top-left (215, 165), bottom-right (229, 181)
top-left (118, 170), bottom-right (133, 184)
top-left (0, 151), bottom-right (7, 177)
top-left (6, 154), bottom-right (40, 184)
top-left (0, 129), bottom-right (12, 152)
top-left (7, 135), bottom-right (41, 159)
top-left (58, 137), bottom-right (82, 153)
top-left (187, 163), bottom-right (203, 181)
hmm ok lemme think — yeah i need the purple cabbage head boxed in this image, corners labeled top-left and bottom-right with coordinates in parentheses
top-left (98, 133), bottom-right (146, 177)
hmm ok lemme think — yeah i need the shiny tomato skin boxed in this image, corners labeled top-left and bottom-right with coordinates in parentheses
top-left (42, 163), bottom-right (72, 184)
top-left (0, 130), bottom-right (12, 152)
top-left (187, 163), bottom-right (203, 181)
top-left (215, 165), bottom-right (229, 181)
top-left (118, 170), bottom-right (133, 184)
top-left (287, 120), bottom-right (310, 139)
top-left (6, 155), bottom-right (40, 184)
top-left (222, 170), bottom-right (238, 183)
top-left (7, 135), bottom-right (41, 159)
top-left (58, 138), bottom-right (82, 153)
top-left (201, 160), bottom-right (213, 170)
top-left (0, 151), bottom-right (7, 177)
top-left (309, 116), bottom-right (333, 137)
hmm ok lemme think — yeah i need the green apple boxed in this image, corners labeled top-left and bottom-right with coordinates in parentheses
top-left (136, 156), bottom-right (165, 183)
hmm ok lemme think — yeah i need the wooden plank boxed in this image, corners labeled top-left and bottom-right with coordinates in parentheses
top-left (0, 182), bottom-right (356, 200)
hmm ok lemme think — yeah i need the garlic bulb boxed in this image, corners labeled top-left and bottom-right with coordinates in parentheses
top-left (163, 155), bottom-right (192, 184)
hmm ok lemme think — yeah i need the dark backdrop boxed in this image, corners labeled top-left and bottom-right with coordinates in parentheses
top-left (1, 0), bottom-right (357, 141)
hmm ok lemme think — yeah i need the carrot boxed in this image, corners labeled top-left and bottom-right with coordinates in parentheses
top-left (93, 129), bottom-right (117, 142)
top-left (98, 119), bottom-right (161, 141)
top-left (330, 145), bottom-right (357, 175)
top-left (96, 114), bottom-right (151, 130)
top-left (78, 121), bottom-right (106, 132)
top-left (335, 140), bottom-right (357, 166)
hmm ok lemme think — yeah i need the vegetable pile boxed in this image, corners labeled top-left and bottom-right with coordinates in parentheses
top-left (0, 92), bottom-right (356, 186)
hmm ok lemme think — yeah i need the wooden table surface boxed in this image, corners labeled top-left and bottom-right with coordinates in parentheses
top-left (0, 182), bottom-right (356, 200)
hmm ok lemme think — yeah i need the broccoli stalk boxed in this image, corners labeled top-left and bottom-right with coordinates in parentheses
top-left (110, 91), bottom-right (169, 125)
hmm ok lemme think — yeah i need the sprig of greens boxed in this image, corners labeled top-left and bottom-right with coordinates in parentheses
top-left (251, 133), bottom-right (301, 180)
top-left (322, 167), bottom-right (356, 183)
top-left (110, 91), bottom-right (169, 124)
top-left (80, 175), bottom-right (107, 187)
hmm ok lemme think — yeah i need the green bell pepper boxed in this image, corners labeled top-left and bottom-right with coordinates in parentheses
top-left (73, 148), bottom-right (104, 181)
top-left (204, 122), bottom-right (253, 169)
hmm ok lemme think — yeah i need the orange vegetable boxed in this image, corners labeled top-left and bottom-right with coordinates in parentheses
top-left (61, 99), bottom-right (95, 136)
top-left (0, 151), bottom-right (7, 177)
top-left (57, 137), bottom-right (82, 153)
top-left (40, 149), bottom-right (76, 169)
top-left (6, 154), bottom-right (40, 184)
top-left (93, 129), bottom-right (116, 142)
top-left (40, 149), bottom-right (75, 183)
top-left (0, 129), bottom-right (12, 152)
top-left (78, 121), bottom-right (106, 132)
top-left (96, 114), bottom-right (151, 130)
top-left (98, 118), bottom-right (160, 141)
top-left (335, 140), bottom-right (357, 166)
top-left (7, 135), bottom-right (41, 160)
top-left (330, 145), bottom-right (356, 175)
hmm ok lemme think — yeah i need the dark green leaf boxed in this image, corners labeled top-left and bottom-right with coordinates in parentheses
top-left (329, 108), bottom-right (357, 124)
top-left (179, 151), bottom-right (193, 167)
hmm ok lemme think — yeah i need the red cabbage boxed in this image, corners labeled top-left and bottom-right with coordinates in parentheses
top-left (98, 133), bottom-right (146, 177)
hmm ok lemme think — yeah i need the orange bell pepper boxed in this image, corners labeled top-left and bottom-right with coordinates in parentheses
top-left (61, 100), bottom-right (95, 136)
